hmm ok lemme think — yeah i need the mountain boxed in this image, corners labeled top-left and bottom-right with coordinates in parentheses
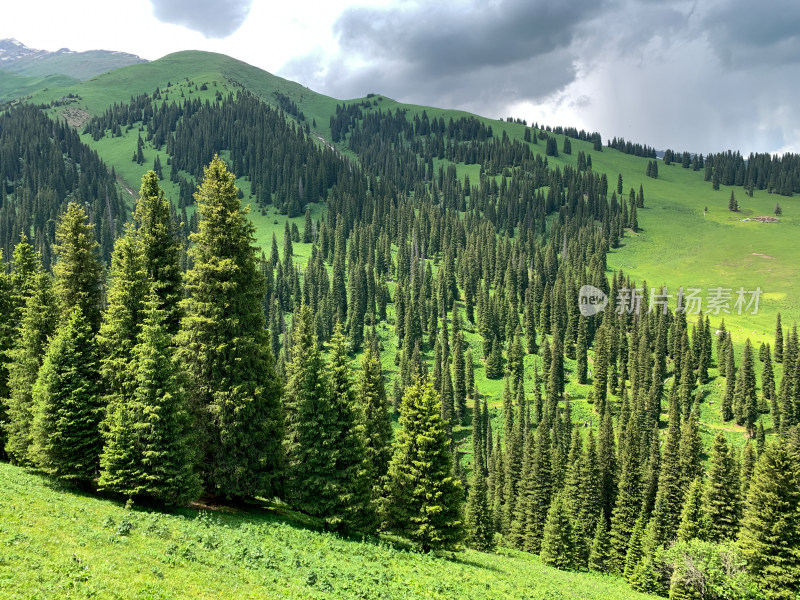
top-left (0, 38), bottom-right (145, 81)
top-left (19, 48), bottom-right (799, 344)
top-left (0, 69), bottom-right (78, 103)
top-left (1, 45), bottom-right (798, 600)
top-left (29, 50), bottom-right (341, 126)
top-left (23, 50), bottom-right (799, 346)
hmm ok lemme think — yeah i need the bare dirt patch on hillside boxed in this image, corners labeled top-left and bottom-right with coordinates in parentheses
top-left (61, 107), bottom-right (91, 128)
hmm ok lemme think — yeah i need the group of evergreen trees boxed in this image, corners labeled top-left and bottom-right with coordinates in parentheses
top-left (0, 105), bottom-right (127, 265)
top-left (1, 87), bottom-right (799, 599)
top-left (0, 161), bottom-right (466, 550)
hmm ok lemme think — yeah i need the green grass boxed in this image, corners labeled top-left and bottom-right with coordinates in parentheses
top-left (0, 462), bottom-right (657, 600)
top-left (0, 70), bottom-right (78, 103)
top-left (3, 50), bottom-right (144, 81)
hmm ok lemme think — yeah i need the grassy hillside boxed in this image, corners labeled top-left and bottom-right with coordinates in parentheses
top-left (0, 462), bottom-right (657, 600)
top-left (31, 51), bottom-right (341, 132)
top-left (2, 49), bottom-right (144, 81)
top-left (0, 69), bottom-right (78, 103)
top-left (29, 51), bottom-right (796, 343)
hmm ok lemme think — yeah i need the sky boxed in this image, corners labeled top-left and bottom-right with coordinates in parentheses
top-left (1, 0), bottom-right (799, 156)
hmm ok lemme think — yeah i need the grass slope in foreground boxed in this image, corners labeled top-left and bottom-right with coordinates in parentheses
top-left (0, 462), bottom-right (658, 600)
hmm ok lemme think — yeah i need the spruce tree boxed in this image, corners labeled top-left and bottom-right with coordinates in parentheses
top-left (9, 233), bottom-right (41, 313)
top-left (741, 441), bottom-right (756, 498)
top-left (609, 410), bottom-right (643, 574)
top-left (598, 403), bottom-right (617, 522)
top-left (650, 395), bottom-right (684, 546)
top-left (134, 170), bottom-right (183, 334)
top-left (775, 313), bottom-right (784, 363)
top-left (763, 348), bottom-right (776, 418)
top-left (358, 343), bottom-right (393, 504)
top-left (676, 476), bottom-right (705, 543)
top-left (99, 292), bottom-right (200, 505)
top-left (678, 410), bottom-right (703, 491)
top-left (573, 429), bottom-right (601, 568)
top-left (540, 492), bottom-right (576, 570)
top-left (285, 315), bottom-right (371, 531)
top-left (623, 517), bottom-right (645, 582)
top-left (576, 315), bottom-right (588, 384)
top-left (704, 432), bottom-right (741, 542)
top-left (52, 202), bottom-right (103, 332)
top-left (97, 226), bottom-right (148, 407)
top-left (722, 344), bottom-right (735, 421)
top-left (507, 431), bottom-right (533, 548)
top-left (589, 518), bottom-right (612, 572)
top-left (325, 324), bottom-right (374, 530)
top-left (523, 417), bottom-right (553, 553)
top-left (466, 394), bottom-right (495, 552)
top-left (0, 253), bottom-right (13, 452)
top-left (738, 443), bottom-right (800, 599)
top-left (733, 339), bottom-right (758, 435)
top-left (3, 270), bottom-right (57, 463)
top-left (465, 347), bottom-right (475, 397)
top-left (177, 156), bottom-right (283, 498)
top-left (30, 307), bottom-right (102, 483)
top-left (453, 329), bottom-right (467, 421)
top-left (628, 520), bottom-right (666, 596)
top-left (382, 379), bottom-right (464, 551)
top-left (3, 234), bottom-right (42, 453)
top-left (592, 326), bottom-right (609, 413)
top-left (486, 336), bottom-right (503, 379)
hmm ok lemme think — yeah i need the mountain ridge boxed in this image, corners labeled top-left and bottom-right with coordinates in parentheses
top-left (0, 37), bottom-right (145, 81)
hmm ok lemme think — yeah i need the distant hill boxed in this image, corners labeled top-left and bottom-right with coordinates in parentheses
top-left (0, 68), bottom-right (78, 103)
top-left (30, 49), bottom-right (335, 111)
top-left (0, 38), bottom-right (145, 81)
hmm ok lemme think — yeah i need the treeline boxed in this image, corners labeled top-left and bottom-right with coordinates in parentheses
top-left (607, 137), bottom-right (657, 159)
top-left (547, 125), bottom-right (603, 149)
top-left (658, 146), bottom-right (800, 196)
top-left (0, 105), bottom-right (127, 264)
top-left (84, 90), bottom-right (357, 217)
top-left (704, 150), bottom-right (800, 196)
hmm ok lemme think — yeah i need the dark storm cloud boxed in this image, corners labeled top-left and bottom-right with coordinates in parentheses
top-left (283, 0), bottom-right (602, 112)
top-left (700, 0), bottom-right (800, 68)
top-left (281, 0), bottom-right (800, 154)
top-left (150, 0), bottom-right (253, 38)
top-left (334, 0), bottom-right (598, 75)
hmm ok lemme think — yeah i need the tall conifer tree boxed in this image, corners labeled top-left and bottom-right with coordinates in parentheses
top-left (358, 343), bottom-right (393, 504)
top-left (4, 269), bottom-right (56, 463)
top-left (704, 432), bottom-right (741, 542)
top-left (739, 443), bottom-right (800, 599)
top-left (382, 380), bottom-right (464, 551)
top-left (30, 307), bottom-right (102, 483)
top-left (177, 156), bottom-right (283, 498)
top-left (99, 293), bottom-right (200, 505)
top-left (52, 203), bottom-right (103, 332)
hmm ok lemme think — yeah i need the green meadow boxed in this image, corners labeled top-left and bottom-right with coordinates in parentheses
top-left (0, 462), bottom-right (658, 600)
